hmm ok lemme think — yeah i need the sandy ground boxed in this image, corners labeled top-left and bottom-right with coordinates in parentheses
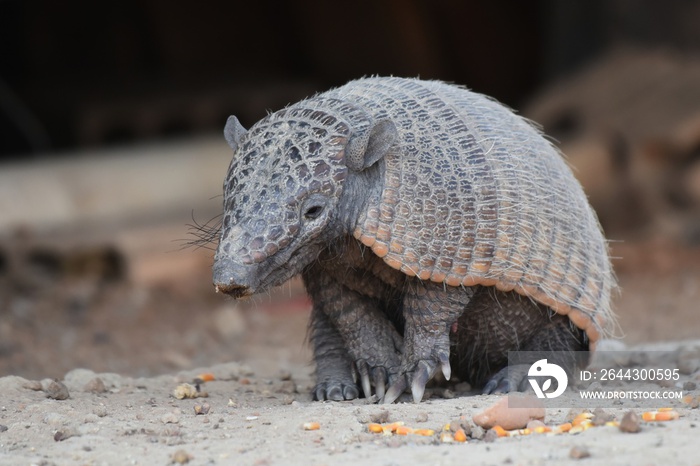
top-left (1, 224), bottom-right (700, 465)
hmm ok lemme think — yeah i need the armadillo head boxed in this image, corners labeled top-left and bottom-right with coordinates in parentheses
top-left (212, 110), bottom-right (397, 297)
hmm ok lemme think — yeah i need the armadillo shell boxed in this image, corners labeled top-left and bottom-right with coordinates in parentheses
top-left (326, 78), bottom-right (616, 348)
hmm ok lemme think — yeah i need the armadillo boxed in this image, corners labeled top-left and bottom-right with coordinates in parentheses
top-left (212, 77), bottom-right (616, 403)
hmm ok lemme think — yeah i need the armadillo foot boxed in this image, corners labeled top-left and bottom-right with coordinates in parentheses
top-left (482, 364), bottom-right (532, 394)
top-left (313, 380), bottom-right (360, 401)
top-left (382, 344), bottom-right (452, 404)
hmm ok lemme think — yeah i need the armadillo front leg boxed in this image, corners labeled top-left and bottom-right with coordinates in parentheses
top-left (304, 266), bottom-right (403, 401)
top-left (384, 280), bottom-right (474, 403)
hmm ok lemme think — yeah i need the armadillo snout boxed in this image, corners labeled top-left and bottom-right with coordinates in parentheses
top-left (212, 257), bottom-right (254, 298)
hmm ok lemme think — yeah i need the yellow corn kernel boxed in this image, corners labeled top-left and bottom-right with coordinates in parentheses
top-left (368, 423), bottom-right (383, 434)
top-left (492, 426), bottom-right (509, 437)
top-left (646, 410), bottom-right (679, 421)
top-left (413, 428), bottom-right (435, 436)
top-left (440, 432), bottom-right (454, 443)
top-left (454, 428), bottom-right (467, 442)
top-left (384, 422), bottom-right (404, 432)
top-left (395, 425), bottom-right (414, 435)
top-left (303, 422), bottom-right (320, 431)
top-left (556, 422), bottom-right (572, 433)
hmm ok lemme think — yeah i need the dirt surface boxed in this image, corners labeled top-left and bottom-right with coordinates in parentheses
top-left (1, 224), bottom-right (700, 465)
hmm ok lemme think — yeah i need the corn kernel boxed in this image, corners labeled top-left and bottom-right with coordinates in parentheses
top-left (368, 423), bottom-right (383, 433)
top-left (556, 422), bottom-right (572, 433)
top-left (454, 428), bottom-right (468, 442)
top-left (303, 422), bottom-right (320, 431)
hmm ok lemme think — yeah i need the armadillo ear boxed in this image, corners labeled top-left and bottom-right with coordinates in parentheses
top-left (345, 119), bottom-right (398, 171)
top-left (224, 116), bottom-right (247, 151)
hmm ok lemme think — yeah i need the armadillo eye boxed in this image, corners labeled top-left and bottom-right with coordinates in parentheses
top-left (303, 205), bottom-right (324, 220)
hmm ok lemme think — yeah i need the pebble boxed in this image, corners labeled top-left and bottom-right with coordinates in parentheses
top-left (171, 449), bottom-right (193, 464)
top-left (23, 380), bottom-right (43, 391)
top-left (482, 429), bottom-right (498, 443)
top-left (414, 412), bottom-right (429, 423)
top-left (592, 408), bottom-right (614, 426)
top-left (470, 425), bottom-right (485, 440)
top-left (369, 410), bottom-right (390, 424)
top-left (194, 403), bottom-right (210, 415)
top-left (53, 428), bottom-right (79, 442)
top-left (526, 419), bottom-right (547, 430)
top-left (0, 425), bottom-right (8, 432)
top-left (83, 377), bottom-right (107, 394)
top-left (569, 446), bottom-right (591, 459)
top-left (44, 380), bottom-right (70, 400)
top-left (619, 411), bottom-right (641, 433)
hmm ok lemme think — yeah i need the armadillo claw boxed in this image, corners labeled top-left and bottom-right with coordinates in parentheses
top-left (313, 382), bottom-right (360, 401)
top-left (373, 366), bottom-right (387, 400)
top-left (411, 360), bottom-right (434, 403)
top-left (355, 359), bottom-right (393, 400)
top-left (356, 359), bottom-right (372, 398)
top-left (382, 376), bottom-right (408, 404)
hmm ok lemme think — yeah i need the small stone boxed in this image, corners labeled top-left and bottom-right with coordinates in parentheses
top-left (683, 381), bottom-right (697, 391)
top-left (414, 412), bottom-right (429, 423)
top-left (450, 419), bottom-right (471, 436)
top-left (470, 425), bottom-right (484, 440)
top-left (54, 428), bottom-right (79, 441)
top-left (171, 449), bottom-right (193, 464)
top-left (592, 408), bottom-right (614, 426)
top-left (369, 410), bottom-right (390, 424)
top-left (278, 370), bottom-right (292, 381)
top-left (442, 388), bottom-right (456, 399)
top-left (44, 380), bottom-right (70, 400)
top-left (0, 424), bottom-right (8, 432)
top-left (23, 380), bottom-right (43, 391)
top-left (570, 446), bottom-right (591, 459)
top-left (83, 378), bottom-right (107, 394)
top-left (93, 406), bottom-right (108, 417)
top-left (173, 383), bottom-right (200, 400)
top-left (194, 403), bottom-right (210, 415)
top-left (619, 411), bottom-right (641, 433)
top-left (482, 429), bottom-right (498, 443)
top-left (526, 419), bottom-right (547, 430)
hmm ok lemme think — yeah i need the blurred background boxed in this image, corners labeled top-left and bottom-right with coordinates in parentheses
top-left (1, 0), bottom-right (699, 380)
